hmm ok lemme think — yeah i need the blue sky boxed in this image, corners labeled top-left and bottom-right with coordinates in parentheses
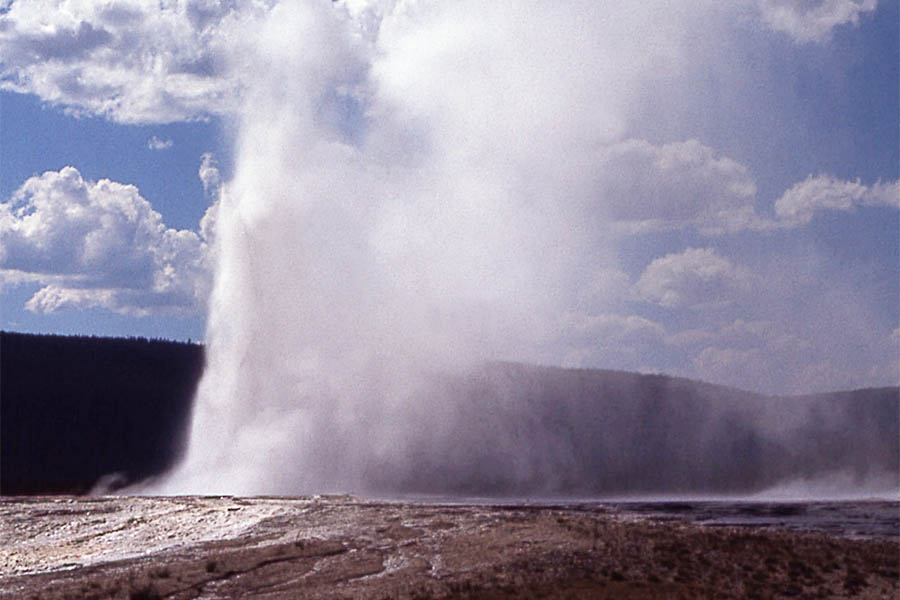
top-left (1, 90), bottom-right (223, 339)
top-left (1, 86), bottom-right (230, 340)
top-left (0, 0), bottom-right (897, 394)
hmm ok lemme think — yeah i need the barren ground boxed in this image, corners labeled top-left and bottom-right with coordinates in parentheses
top-left (1, 495), bottom-right (897, 599)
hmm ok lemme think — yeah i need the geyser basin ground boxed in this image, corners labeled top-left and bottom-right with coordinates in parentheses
top-left (2, 496), bottom-right (897, 599)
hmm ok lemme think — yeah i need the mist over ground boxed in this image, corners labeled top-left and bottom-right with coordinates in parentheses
top-left (163, 359), bottom-right (899, 497)
top-left (361, 362), bottom-right (899, 498)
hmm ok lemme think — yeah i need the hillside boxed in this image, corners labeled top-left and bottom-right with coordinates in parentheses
top-left (380, 362), bottom-right (898, 496)
top-left (1, 331), bottom-right (204, 495)
top-left (1, 332), bottom-right (896, 496)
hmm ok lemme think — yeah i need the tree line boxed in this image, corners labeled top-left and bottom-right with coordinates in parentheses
top-left (1, 331), bottom-right (205, 494)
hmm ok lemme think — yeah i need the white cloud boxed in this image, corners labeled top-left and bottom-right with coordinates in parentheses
top-left (571, 142), bottom-right (900, 236)
top-left (147, 136), bottom-right (173, 150)
top-left (0, 166), bottom-right (212, 316)
top-left (0, 0), bottom-right (267, 123)
top-left (197, 153), bottom-right (221, 244)
top-left (636, 248), bottom-right (750, 309)
top-left (590, 139), bottom-right (762, 235)
top-left (198, 152), bottom-right (221, 193)
top-left (0, 1), bottom-right (878, 127)
top-left (585, 150), bottom-right (899, 235)
top-left (758, 0), bottom-right (877, 43)
top-left (774, 175), bottom-right (899, 226)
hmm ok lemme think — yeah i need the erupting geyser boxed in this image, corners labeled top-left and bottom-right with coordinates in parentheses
top-left (150, 1), bottom-right (899, 497)
top-left (153, 0), bottom-right (635, 495)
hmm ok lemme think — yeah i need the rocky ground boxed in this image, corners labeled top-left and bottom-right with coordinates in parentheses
top-left (1, 495), bottom-right (897, 599)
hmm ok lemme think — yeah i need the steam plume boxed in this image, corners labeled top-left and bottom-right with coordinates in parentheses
top-left (150, 1), bottom-right (898, 496)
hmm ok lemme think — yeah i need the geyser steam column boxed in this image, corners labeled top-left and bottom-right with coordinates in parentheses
top-left (160, 2), bottom-right (410, 494)
top-left (157, 1), bottom-right (690, 495)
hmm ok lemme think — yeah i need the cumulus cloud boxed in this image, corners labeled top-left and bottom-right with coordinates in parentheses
top-left (636, 248), bottom-right (751, 309)
top-left (0, 0), bottom-right (266, 123)
top-left (0, 167), bottom-right (212, 315)
top-left (774, 175), bottom-right (899, 226)
top-left (0, 1), bottom-right (880, 126)
top-left (198, 152), bottom-right (221, 194)
top-left (758, 0), bottom-right (877, 43)
top-left (587, 139), bottom-right (762, 235)
top-left (573, 143), bottom-right (899, 236)
top-left (196, 153), bottom-right (222, 244)
top-left (147, 136), bottom-right (173, 150)
top-left (586, 154), bottom-right (899, 235)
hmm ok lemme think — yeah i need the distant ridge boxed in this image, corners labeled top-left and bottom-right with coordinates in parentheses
top-left (487, 358), bottom-right (898, 400)
top-left (368, 361), bottom-right (897, 495)
top-left (1, 332), bottom-right (896, 496)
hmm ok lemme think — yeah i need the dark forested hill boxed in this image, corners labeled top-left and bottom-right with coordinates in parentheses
top-left (2, 332), bottom-right (897, 496)
top-left (1, 331), bottom-right (204, 495)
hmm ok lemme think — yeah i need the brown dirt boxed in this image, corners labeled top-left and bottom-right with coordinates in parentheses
top-left (1, 496), bottom-right (897, 599)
